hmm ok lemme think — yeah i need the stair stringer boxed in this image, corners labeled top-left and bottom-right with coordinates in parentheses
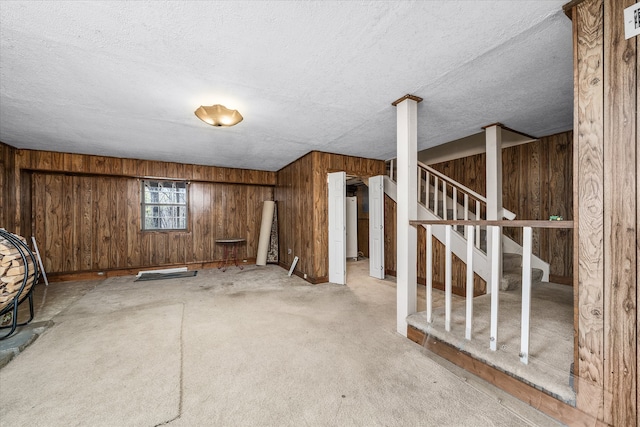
top-left (385, 176), bottom-right (490, 283)
top-left (384, 176), bottom-right (550, 283)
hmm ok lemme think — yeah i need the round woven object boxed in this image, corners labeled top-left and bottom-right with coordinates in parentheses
top-left (0, 231), bottom-right (37, 314)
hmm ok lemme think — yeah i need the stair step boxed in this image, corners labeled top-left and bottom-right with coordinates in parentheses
top-left (502, 253), bottom-right (522, 271)
top-left (500, 267), bottom-right (543, 291)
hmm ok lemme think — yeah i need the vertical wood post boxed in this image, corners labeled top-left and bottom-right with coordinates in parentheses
top-left (486, 124), bottom-right (503, 292)
top-left (569, 0), bottom-right (638, 424)
top-left (393, 95), bottom-right (422, 336)
top-left (603, 0), bottom-right (637, 423)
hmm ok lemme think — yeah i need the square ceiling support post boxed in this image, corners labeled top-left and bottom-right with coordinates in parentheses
top-left (393, 94), bottom-right (422, 335)
top-left (485, 124), bottom-right (503, 294)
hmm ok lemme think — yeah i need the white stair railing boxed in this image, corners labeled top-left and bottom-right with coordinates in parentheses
top-left (414, 219), bottom-right (573, 366)
top-left (388, 159), bottom-right (516, 252)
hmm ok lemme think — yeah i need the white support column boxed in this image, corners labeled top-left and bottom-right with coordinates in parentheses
top-left (394, 95), bottom-right (422, 336)
top-left (485, 124), bottom-right (503, 294)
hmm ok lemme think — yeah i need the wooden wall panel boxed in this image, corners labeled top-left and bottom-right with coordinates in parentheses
top-left (602, 0), bottom-right (637, 423)
top-left (275, 152), bottom-right (314, 279)
top-left (0, 142), bottom-right (17, 233)
top-left (311, 152), bottom-right (386, 281)
top-left (16, 149), bottom-right (275, 185)
top-left (356, 185), bottom-right (369, 257)
top-left (430, 131), bottom-right (574, 281)
top-left (275, 151), bottom-right (385, 283)
top-left (5, 146), bottom-right (276, 274)
top-left (568, 0), bottom-right (638, 424)
top-left (29, 172), bottom-right (273, 275)
top-left (384, 195), bottom-right (397, 276)
top-left (574, 0), bottom-right (606, 419)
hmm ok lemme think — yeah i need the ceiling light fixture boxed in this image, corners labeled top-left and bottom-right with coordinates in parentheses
top-left (194, 104), bottom-right (243, 127)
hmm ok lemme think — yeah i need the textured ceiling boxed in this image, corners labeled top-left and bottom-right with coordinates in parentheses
top-left (0, 1), bottom-right (573, 172)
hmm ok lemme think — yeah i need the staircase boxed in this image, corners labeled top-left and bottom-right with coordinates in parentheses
top-left (501, 253), bottom-right (543, 291)
top-left (384, 160), bottom-right (549, 290)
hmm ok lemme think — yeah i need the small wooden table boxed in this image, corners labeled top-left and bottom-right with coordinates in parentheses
top-left (215, 238), bottom-right (246, 272)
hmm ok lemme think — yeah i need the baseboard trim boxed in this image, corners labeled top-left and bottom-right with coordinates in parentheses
top-left (549, 275), bottom-right (573, 286)
top-left (277, 262), bottom-right (327, 284)
top-left (46, 258), bottom-right (258, 282)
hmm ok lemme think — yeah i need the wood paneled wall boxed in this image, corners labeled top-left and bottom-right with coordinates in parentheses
top-left (567, 0), bottom-right (638, 424)
top-left (356, 185), bottom-right (369, 257)
top-left (276, 151), bottom-right (385, 283)
top-left (31, 173), bottom-right (272, 274)
top-left (5, 147), bottom-right (275, 276)
top-left (276, 152), bottom-right (314, 279)
top-left (430, 131), bottom-right (574, 281)
top-left (15, 149), bottom-right (275, 185)
top-left (0, 142), bottom-right (17, 233)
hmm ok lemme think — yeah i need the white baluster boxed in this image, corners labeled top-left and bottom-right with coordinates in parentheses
top-left (417, 168), bottom-right (423, 206)
top-left (445, 225), bottom-right (452, 332)
top-left (425, 172), bottom-right (431, 210)
top-left (442, 180), bottom-right (447, 220)
top-left (489, 225), bottom-right (501, 351)
top-left (520, 226), bottom-right (533, 364)
top-left (426, 224), bottom-right (433, 323)
top-left (452, 187), bottom-right (458, 224)
top-left (463, 194), bottom-right (469, 239)
top-left (465, 225), bottom-right (474, 340)
top-left (433, 177), bottom-right (439, 216)
top-left (475, 200), bottom-right (481, 249)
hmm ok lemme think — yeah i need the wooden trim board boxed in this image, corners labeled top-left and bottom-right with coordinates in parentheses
top-left (407, 326), bottom-right (607, 426)
top-left (47, 259), bottom-right (258, 282)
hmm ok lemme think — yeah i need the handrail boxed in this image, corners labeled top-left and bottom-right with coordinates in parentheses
top-left (416, 217), bottom-right (573, 366)
top-left (417, 161), bottom-right (516, 220)
top-left (417, 161), bottom-right (486, 205)
top-left (410, 219), bottom-right (574, 229)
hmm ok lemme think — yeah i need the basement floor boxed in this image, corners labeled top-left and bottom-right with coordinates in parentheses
top-left (0, 260), bottom-right (561, 426)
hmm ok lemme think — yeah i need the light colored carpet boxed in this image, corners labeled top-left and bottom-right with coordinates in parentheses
top-left (0, 261), bottom-right (561, 426)
top-left (0, 302), bottom-right (182, 426)
top-left (408, 282), bottom-right (574, 404)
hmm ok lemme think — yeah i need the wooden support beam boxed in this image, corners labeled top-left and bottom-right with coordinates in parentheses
top-left (603, 0), bottom-right (637, 424)
top-left (395, 96), bottom-right (419, 335)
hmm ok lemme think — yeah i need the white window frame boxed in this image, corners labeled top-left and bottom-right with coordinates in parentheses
top-left (141, 180), bottom-right (188, 231)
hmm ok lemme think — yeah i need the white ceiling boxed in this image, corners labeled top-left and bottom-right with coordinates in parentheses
top-left (0, 1), bottom-right (573, 172)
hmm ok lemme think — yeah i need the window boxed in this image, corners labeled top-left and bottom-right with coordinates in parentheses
top-left (141, 180), bottom-right (188, 231)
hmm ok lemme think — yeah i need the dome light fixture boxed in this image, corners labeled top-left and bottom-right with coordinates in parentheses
top-left (194, 104), bottom-right (243, 127)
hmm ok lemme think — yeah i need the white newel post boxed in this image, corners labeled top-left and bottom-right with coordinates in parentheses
top-left (485, 124), bottom-right (503, 294)
top-left (394, 95), bottom-right (421, 336)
